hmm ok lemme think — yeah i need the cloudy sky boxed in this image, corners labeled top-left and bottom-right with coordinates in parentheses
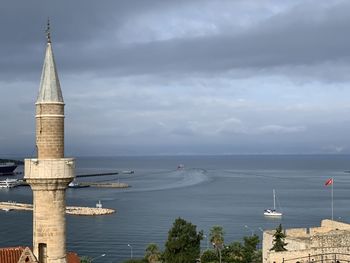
top-left (1, 0), bottom-right (350, 156)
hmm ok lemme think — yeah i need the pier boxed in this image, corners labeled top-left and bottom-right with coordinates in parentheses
top-left (18, 180), bottom-right (130, 188)
top-left (76, 172), bottom-right (119, 178)
top-left (78, 181), bottom-right (129, 188)
top-left (0, 201), bottom-right (115, 216)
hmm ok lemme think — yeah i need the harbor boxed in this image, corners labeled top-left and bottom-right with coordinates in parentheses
top-left (0, 160), bottom-right (132, 189)
top-left (0, 179), bottom-right (130, 189)
top-left (0, 201), bottom-right (115, 216)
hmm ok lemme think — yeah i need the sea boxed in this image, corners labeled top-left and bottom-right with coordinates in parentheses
top-left (1, 155), bottom-right (350, 263)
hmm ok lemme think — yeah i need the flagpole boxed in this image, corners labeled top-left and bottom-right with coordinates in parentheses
top-left (331, 177), bottom-right (334, 220)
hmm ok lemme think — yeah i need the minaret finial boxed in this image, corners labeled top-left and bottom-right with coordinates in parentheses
top-left (46, 18), bottom-right (51, 43)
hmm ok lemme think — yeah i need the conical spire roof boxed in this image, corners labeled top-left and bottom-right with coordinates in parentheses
top-left (36, 41), bottom-right (63, 103)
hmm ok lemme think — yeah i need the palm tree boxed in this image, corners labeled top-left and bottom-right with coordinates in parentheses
top-left (145, 243), bottom-right (161, 263)
top-left (210, 225), bottom-right (225, 263)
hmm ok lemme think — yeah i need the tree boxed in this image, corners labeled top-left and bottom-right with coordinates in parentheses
top-left (242, 235), bottom-right (260, 263)
top-left (220, 236), bottom-right (261, 263)
top-left (222, 241), bottom-right (244, 263)
top-left (250, 249), bottom-right (262, 263)
top-left (163, 217), bottom-right (203, 263)
top-left (201, 249), bottom-right (219, 263)
top-left (270, 224), bottom-right (287, 252)
top-left (145, 243), bottom-right (162, 263)
top-left (209, 226), bottom-right (225, 263)
top-left (123, 259), bottom-right (147, 263)
top-left (80, 256), bottom-right (92, 263)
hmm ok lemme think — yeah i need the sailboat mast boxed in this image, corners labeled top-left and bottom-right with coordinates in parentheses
top-left (273, 189), bottom-right (276, 210)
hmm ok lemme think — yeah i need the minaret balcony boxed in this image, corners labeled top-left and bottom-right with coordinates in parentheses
top-left (24, 158), bottom-right (75, 180)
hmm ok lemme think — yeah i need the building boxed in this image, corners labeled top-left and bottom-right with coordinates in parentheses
top-left (23, 22), bottom-right (75, 263)
top-left (263, 219), bottom-right (350, 263)
top-left (0, 247), bottom-right (79, 263)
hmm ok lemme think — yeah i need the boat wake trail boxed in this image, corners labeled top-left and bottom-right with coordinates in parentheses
top-left (127, 168), bottom-right (210, 193)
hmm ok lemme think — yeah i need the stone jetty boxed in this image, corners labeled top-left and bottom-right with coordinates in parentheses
top-left (19, 181), bottom-right (130, 188)
top-left (79, 182), bottom-right (129, 188)
top-left (0, 201), bottom-right (115, 216)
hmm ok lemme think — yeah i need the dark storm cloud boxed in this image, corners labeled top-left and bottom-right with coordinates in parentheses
top-left (2, 0), bottom-right (350, 80)
top-left (0, 1), bottom-right (338, 79)
top-left (89, 1), bottom-right (350, 77)
top-left (0, 0), bottom-right (193, 79)
top-left (2, 0), bottom-right (350, 155)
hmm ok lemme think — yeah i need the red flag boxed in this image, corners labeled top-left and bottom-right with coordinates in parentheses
top-left (325, 178), bottom-right (333, 186)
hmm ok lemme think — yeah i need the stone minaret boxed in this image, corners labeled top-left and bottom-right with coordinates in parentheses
top-left (25, 22), bottom-right (75, 263)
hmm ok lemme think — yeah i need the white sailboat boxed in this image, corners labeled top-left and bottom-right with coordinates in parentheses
top-left (264, 189), bottom-right (282, 217)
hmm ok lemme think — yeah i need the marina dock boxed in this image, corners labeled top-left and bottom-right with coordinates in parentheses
top-left (0, 201), bottom-right (115, 216)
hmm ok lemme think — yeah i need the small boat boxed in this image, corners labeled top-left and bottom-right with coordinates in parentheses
top-left (0, 178), bottom-right (20, 188)
top-left (121, 170), bottom-right (134, 174)
top-left (68, 180), bottom-right (89, 188)
top-left (264, 189), bottom-right (282, 217)
top-left (177, 164), bottom-right (185, 170)
top-left (0, 162), bottom-right (17, 175)
top-left (2, 208), bottom-right (12, 212)
top-left (96, 200), bottom-right (103, 209)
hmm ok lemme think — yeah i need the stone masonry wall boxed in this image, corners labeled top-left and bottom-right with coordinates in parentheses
top-left (285, 228), bottom-right (308, 238)
top-left (36, 103), bottom-right (64, 159)
top-left (268, 244), bottom-right (350, 263)
top-left (33, 189), bottom-right (67, 263)
top-left (265, 220), bottom-right (350, 263)
top-left (25, 159), bottom-right (74, 180)
top-left (321, 219), bottom-right (350, 230)
top-left (311, 231), bottom-right (350, 249)
top-left (36, 104), bottom-right (64, 115)
top-left (263, 231), bottom-right (311, 263)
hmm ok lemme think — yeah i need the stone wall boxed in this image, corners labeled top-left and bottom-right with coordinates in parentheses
top-left (268, 244), bottom-right (350, 263)
top-left (25, 159), bottom-right (75, 180)
top-left (285, 228), bottom-right (308, 238)
top-left (264, 220), bottom-right (350, 263)
top-left (321, 219), bottom-right (350, 230)
top-left (311, 231), bottom-right (350, 249)
top-left (36, 103), bottom-right (64, 159)
top-left (263, 230), bottom-right (311, 263)
top-left (263, 231), bottom-right (274, 263)
top-left (32, 190), bottom-right (67, 262)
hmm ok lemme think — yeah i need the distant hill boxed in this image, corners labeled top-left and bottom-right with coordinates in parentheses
top-left (0, 159), bottom-right (24, 165)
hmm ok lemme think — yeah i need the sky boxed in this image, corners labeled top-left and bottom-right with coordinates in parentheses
top-left (1, 0), bottom-right (350, 156)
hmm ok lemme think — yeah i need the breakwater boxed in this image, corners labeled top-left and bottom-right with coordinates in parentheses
top-left (0, 201), bottom-right (115, 216)
top-left (18, 180), bottom-right (129, 188)
top-left (79, 182), bottom-right (129, 188)
top-left (76, 172), bottom-right (119, 178)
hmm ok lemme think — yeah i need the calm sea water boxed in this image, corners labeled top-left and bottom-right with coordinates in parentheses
top-left (1, 155), bottom-right (350, 263)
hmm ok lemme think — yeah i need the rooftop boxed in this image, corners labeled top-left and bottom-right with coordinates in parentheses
top-left (0, 247), bottom-right (80, 263)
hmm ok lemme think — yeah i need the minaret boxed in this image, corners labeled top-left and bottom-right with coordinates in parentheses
top-left (25, 21), bottom-right (75, 263)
